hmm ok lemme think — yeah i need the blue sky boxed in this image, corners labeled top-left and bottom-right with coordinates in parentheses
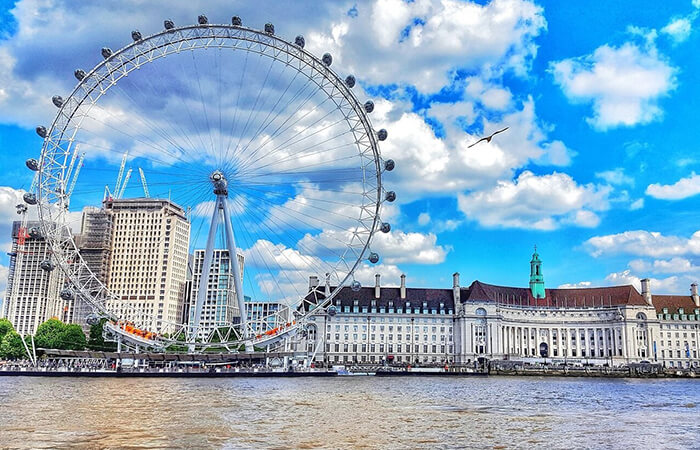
top-left (0, 0), bottom-right (699, 302)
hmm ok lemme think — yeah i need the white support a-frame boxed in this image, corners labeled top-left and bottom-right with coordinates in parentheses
top-left (190, 172), bottom-right (252, 352)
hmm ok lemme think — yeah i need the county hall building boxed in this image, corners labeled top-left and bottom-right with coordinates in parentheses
top-left (301, 250), bottom-right (699, 369)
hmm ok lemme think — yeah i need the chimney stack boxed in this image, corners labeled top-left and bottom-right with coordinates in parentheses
top-left (400, 274), bottom-right (406, 299)
top-left (375, 274), bottom-right (381, 299)
top-left (309, 275), bottom-right (319, 290)
top-left (640, 278), bottom-right (653, 306)
top-left (453, 272), bottom-right (461, 303)
top-left (325, 272), bottom-right (331, 297)
top-left (691, 283), bottom-right (699, 307)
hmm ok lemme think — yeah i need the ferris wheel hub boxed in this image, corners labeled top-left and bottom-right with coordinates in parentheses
top-left (210, 170), bottom-right (228, 196)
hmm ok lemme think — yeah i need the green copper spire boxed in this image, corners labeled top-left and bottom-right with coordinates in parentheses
top-left (529, 245), bottom-right (545, 299)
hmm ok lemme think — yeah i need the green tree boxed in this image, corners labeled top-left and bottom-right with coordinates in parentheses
top-left (88, 319), bottom-right (117, 351)
top-left (34, 318), bottom-right (66, 349)
top-left (0, 331), bottom-right (28, 360)
top-left (0, 318), bottom-right (13, 339)
top-left (61, 324), bottom-right (87, 350)
top-left (34, 319), bottom-right (86, 350)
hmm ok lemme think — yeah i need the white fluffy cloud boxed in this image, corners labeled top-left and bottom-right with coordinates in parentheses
top-left (378, 97), bottom-right (577, 203)
top-left (550, 42), bottom-right (676, 130)
top-left (308, 0), bottom-right (546, 92)
top-left (661, 17), bottom-right (692, 43)
top-left (584, 230), bottom-right (700, 258)
top-left (457, 171), bottom-right (610, 230)
top-left (628, 257), bottom-right (700, 274)
top-left (646, 172), bottom-right (700, 200)
top-left (595, 168), bottom-right (634, 186)
top-left (298, 228), bottom-right (448, 265)
top-left (604, 269), bottom-right (695, 295)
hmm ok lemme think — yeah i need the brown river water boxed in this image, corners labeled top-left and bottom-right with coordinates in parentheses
top-left (0, 376), bottom-right (698, 449)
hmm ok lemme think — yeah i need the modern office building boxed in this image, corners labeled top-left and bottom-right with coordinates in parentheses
top-left (103, 198), bottom-right (190, 334)
top-left (2, 221), bottom-right (64, 335)
top-left (246, 297), bottom-right (290, 334)
top-left (188, 248), bottom-right (244, 339)
top-left (301, 251), bottom-right (699, 368)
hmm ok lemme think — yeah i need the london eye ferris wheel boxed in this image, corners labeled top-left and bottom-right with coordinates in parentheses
top-left (26, 15), bottom-right (395, 352)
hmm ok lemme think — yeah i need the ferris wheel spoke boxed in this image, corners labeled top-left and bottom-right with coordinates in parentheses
top-left (230, 189), bottom-right (351, 260)
top-left (227, 70), bottom-right (316, 170)
top-left (189, 49), bottom-right (218, 163)
top-left (227, 194), bottom-right (337, 302)
top-left (231, 68), bottom-right (303, 165)
top-left (234, 97), bottom-right (338, 173)
top-left (112, 64), bottom-right (208, 165)
top-left (229, 87), bottom-right (332, 172)
top-left (226, 55), bottom-right (277, 164)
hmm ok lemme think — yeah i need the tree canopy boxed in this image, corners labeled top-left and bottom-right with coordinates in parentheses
top-left (0, 320), bottom-right (28, 360)
top-left (34, 318), bottom-right (86, 351)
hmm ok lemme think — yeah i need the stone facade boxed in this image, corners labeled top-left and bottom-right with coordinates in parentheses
top-left (300, 253), bottom-right (699, 368)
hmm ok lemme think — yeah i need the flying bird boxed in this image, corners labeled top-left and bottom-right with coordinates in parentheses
top-left (468, 127), bottom-right (509, 148)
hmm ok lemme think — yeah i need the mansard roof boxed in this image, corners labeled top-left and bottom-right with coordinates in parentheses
top-left (652, 295), bottom-right (699, 314)
top-left (303, 285), bottom-right (455, 312)
top-left (463, 280), bottom-right (648, 307)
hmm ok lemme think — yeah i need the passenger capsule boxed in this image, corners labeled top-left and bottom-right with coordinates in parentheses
top-left (26, 158), bottom-right (39, 171)
top-left (198, 15), bottom-right (208, 25)
top-left (86, 313), bottom-right (100, 326)
top-left (384, 159), bottom-right (395, 171)
top-left (60, 289), bottom-right (74, 301)
top-left (131, 30), bottom-right (142, 41)
top-left (101, 47), bottom-right (112, 59)
top-left (40, 260), bottom-right (55, 272)
top-left (23, 193), bottom-right (37, 205)
top-left (35, 126), bottom-right (47, 138)
top-left (164, 19), bottom-right (175, 30)
top-left (295, 35), bottom-right (305, 48)
top-left (351, 280), bottom-right (362, 292)
top-left (231, 16), bottom-right (242, 26)
top-left (327, 305), bottom-right (337, 317)
top-left (52, 96), bottom-right (63, 108)
top-left (377, 129), bottom-right (388, 141)
top-left (364, 100), bottom-right (375, 113)
top-left (264, 23), bottom-right (275, 34)
top-left (28, 227), bottom-right (42, 239)
top-left (368, 252), bottom-right (380, 264)
top-left (380, 222), bottom-right (391, 233)
top-left (74, 69), bottom-right (86, 81)
top-left (385, 191), bottom-right (396, 202)
top-left (345, 75), bottom-right (356, 88)
top-left (322, 53), bottom-right (332, 66)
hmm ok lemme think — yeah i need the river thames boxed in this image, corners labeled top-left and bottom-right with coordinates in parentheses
top-left (0, 376), bottom-right (697, 449)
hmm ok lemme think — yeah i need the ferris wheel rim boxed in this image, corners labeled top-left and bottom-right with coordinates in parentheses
top-left (35, 20), bottom-right (387, 351)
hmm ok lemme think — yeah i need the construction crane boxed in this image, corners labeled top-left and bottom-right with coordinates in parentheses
top-left (117, 168), bottom-right (132, 199)
top-left (114, 151), bottom-right (128, 196)
top-left (64, 145), bottom-right (80, 190)
top-left (67, 152), bottom-right (85, 198)
top-left (138, 167), bottom-right (150, 198)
